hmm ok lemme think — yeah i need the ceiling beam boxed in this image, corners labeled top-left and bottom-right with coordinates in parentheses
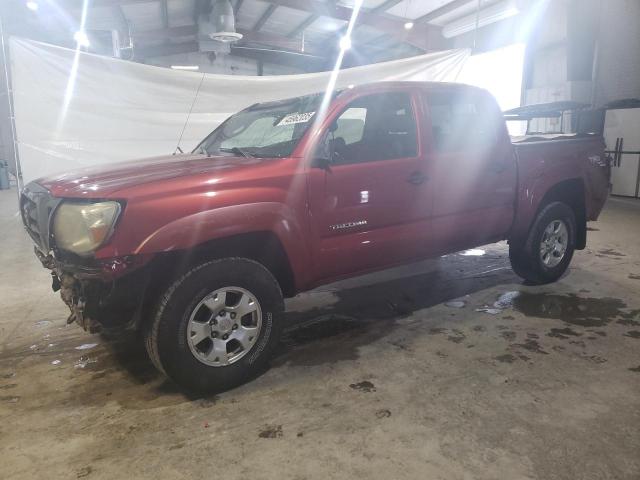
top-left (371, 0), bottom-right (405, 13)
top-left (135, 41), bottom-right (199, 59)
top-left (233, 0), bottom-right (244, 16)
top-left (133, 40), bottom-right (326, 72)
top-left (334, 0), bottom-right (405, 41)
top-left (253, 4), bottom-right (277, 31)
top-left (59, 0), bottom-right (443, 50)
top-left (132, 25), bottom-right (326, 58)
top-left (240, 29), bottom-right (312, 53)
top-left (287, 14), bottom-right (318, 38)
top-left (230, 46), bottom-right (326, 71)
top-left (60, 0), bottom-right (160, 6)
top-left (132, 24), bottom-right (197, 41)
top-left (416, 0), bottom-right (473, 24)
top-left (248, 0), bottom-right (441, 50)
top-left (112, 5), bottom-right (129, 42)
top-left (160, 0), bottom-right (169, 29)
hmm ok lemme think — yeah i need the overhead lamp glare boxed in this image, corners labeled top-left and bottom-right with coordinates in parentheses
top-left (74, 31), bottom-right (90, 47)
top-left (404, 21), bottom-right (414, 30)
top-left (26, 1), bottom-right (38, 11)
top-left (171, 65), bottom-right (200, 71)
top-left (339, 35), bottom-right (352, 51)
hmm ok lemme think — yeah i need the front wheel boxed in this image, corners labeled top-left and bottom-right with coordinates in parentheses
top-left (143, 258), bottom-right (284, 392)
top-left (509, 201), bottom-right (576, 284)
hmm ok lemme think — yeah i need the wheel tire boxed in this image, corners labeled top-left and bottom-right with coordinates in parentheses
top-left (143, 257), bottom-right (284, 393)
top-left (509, 201), bottom-right (576, 285)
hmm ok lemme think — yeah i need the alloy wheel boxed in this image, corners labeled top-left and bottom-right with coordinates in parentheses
top-left (539, 219), bottom-right (569, 268)
top-left (186, 287), bottom-right (262, 367)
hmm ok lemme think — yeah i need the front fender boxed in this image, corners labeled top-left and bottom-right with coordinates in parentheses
top-left (133, 202), bottom-right (312, 288)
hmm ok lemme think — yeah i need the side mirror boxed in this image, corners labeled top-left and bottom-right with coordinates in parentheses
top-left (312, 156), bottom-right (332, 171)
top-left (311, 130), bottom-right (336, 171)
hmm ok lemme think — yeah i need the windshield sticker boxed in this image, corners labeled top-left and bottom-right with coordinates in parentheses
top-left (277, 112), bottom-right (316, 126)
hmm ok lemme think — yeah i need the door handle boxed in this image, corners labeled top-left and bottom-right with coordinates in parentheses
top-left (407, 171), bottom-right (427, 185)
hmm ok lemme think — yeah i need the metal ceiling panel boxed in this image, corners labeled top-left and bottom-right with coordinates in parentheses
top-left (301, 28), bottom-right (338, 45)
top-left (121, 1), bottom-right (165, 31)
top-left (386, 0), bottom-right (460, 20)
top-left (235, 0), bottom-right (273, 30)
top-left (353, 24), bottom-right (384, 42)
top-left (306, 15), bottom-right (346, 34)
top-left (168, 0), bottom-right (197, 27)
top-left (427, 0), bottom-right (501, 26)
top-left (86, 7), bottom-right (122, 31)
top-left (259, 6), bottom-right (309, 35)
top-left (338, 0), bottom-right (390, 9)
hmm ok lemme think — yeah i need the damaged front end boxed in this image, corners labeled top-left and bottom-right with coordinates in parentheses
top-left (21, 182), bottom-right (151, 333)
top-left (33, 249), bottom-right (91, 330)
top-left (59, 270), bottom-right (91, 331)
top-left (35, 247), bottom-right (152, 333)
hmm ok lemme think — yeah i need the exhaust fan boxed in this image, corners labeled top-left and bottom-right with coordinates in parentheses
top-left (199, 0), bottom-right (242, 43)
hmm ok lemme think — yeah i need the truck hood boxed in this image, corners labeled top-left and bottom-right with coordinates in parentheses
top-left (36, 154), bottom-right (268, 197)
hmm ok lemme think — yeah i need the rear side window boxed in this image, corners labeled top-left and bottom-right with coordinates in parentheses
top-left (331, 92), bottom-right (418, 165)
top-left (427, 91), bottom-right (500, 152)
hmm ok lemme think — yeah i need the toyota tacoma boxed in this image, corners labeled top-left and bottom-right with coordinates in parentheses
top-left (21, 82), bottom-right (609, 391)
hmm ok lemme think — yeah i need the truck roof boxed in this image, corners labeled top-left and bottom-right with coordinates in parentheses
top-left (244, 81), bottom-right (490, 112)
top-left (344, 80), bottom-right (487, 93)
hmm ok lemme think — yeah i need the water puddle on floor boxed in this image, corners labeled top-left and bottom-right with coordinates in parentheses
top-left (460, 249), bottom-right (486, 256)
top-left (506, 292), bottom-right (631, 327)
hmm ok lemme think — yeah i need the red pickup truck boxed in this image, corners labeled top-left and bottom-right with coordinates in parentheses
top-left (21, 82), bottom-right (609, 391)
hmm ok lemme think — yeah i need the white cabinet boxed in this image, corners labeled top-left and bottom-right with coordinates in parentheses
top-left (604, 108), bottom-right (640, 198)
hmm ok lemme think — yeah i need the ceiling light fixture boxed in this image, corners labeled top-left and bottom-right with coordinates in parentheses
top-left (339, 35), bottom-right (352, 51)
top-left (171, 65), bottom-right (200, 71)
top-left (404, 21), bottom-right (414, 30)
top-left (26, 1), bottom-right (38, 11)
top-left (73, 31), bottom-right (90, 48)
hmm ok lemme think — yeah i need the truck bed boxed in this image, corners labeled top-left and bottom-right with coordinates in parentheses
top-left (512, 134), bottom-right (609, 225)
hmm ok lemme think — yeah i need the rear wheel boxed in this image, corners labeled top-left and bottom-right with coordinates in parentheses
top-left (509, 201), bottom-right (576, 284)
top-left (144, 258), bottom-right (284, 392)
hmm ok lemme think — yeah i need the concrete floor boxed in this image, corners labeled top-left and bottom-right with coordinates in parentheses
top-left (1, 187), bottom-right (639, 480)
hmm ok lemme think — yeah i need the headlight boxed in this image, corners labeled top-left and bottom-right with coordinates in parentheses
top-left (52, 201), bottom-right (121, 256)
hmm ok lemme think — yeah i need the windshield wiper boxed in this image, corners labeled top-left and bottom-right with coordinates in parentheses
top-left (220, 147), bottom-right (253, 158)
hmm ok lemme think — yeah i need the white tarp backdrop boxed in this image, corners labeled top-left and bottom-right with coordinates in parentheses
top-left (10, 37), bottom-right (470, 185)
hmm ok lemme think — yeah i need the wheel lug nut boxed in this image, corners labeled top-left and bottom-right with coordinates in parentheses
top-left (232, 324), bottom-right (238, 330)
top-left (222, 334), bottom-right (229, 340)
top-left (219, 311), bottom-right (226, 317)
top-left (230, 312), bottom-right (236, 319)
top-left (211, 331), bottom-right (218, 338)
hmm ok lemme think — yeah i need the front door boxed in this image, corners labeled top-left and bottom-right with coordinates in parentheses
top-left (307, 90), bottom-right (432, 282)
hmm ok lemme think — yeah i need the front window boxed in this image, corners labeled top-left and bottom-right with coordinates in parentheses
top-left (195, 93), bottom-right (327, 158)
top-left (329, 92), bottom-right (418, 165)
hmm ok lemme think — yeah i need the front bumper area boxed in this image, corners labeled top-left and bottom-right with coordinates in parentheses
top-left (36, 248), bottom-right (152, 332)
top-left (22, 182), bottom-right (152, 332)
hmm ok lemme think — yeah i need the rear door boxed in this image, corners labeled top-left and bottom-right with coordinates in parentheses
top-left (306, 89), bottom-right (432, 281)
top-left (424, 89), bottom-right (517, 253)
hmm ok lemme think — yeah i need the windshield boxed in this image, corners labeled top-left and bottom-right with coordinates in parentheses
top-left (194, 93), bottom-right (326, 158)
